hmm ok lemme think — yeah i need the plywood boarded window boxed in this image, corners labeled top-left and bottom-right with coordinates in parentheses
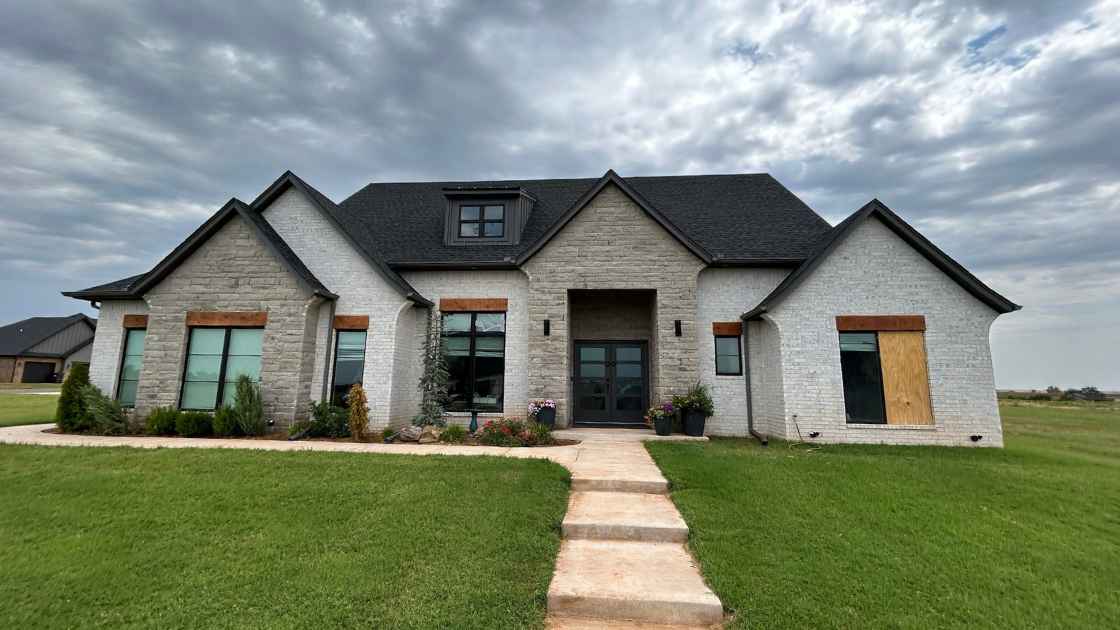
top-left (838, 320), bottom-right (933, 425)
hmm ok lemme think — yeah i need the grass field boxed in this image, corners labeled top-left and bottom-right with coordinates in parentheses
top-left (0, 389), bottom-right (58, 427)
top-left (0, 447), bottom-right (570, 629)
top-left (646, 401), bottom-right (1120, 629)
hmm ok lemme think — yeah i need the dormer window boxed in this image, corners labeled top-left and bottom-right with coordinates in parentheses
top-left (443, 187), bottom-right (535, 246)
top-left (459, 204), bottom-right (505, 238)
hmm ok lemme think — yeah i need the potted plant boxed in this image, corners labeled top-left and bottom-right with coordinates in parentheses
top-left (645, 402), bottom-right (675, 436)
top-left (528, 399), bottom-right (557, 428)
top-left (678, 382), bottom-right (714, 437)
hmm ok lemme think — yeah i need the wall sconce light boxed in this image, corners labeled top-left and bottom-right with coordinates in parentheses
top-left (808, 431), bottom-right (820, 438)
top-left (970, 435), bottom-right (983, 442)
top-left (543, 319), bottom-right (550, 336)
top-left (674, 320), bottom-right (682, 336)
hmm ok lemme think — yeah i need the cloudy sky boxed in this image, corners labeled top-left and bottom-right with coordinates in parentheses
top-left (1, 0), bottom-right (1117, 389)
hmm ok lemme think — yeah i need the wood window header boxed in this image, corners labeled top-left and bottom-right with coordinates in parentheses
top-left (712, 321), bottom-right (743, 336)
top-left (122, 314), bottom-right (149, 329)
top-left (186, 311), bottom-right (268, 327)
top-left (439, 298), bottom-right (508, 312)
top-left (333, 315), bottom-right (370, 331)
top-left (836, 315), bottom-right (925, 332)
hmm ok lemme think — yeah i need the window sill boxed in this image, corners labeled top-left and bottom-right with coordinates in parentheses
top-left (846, 423), bottom-right (937, 431)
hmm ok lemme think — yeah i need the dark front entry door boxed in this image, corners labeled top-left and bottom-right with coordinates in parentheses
top-left (573, 342), bottom-right (648, 426)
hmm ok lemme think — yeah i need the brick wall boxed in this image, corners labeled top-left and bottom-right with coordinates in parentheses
top-left (522, 184), bottom-right (707, 426)
top-left (88, 300), bottom-right (148, 396)
top-left (136, 215), bottom-right (322, 424)
top-left (766, 217), bottom-right (1004, 446)
top-left (695, 268), bottom-right (787, 435)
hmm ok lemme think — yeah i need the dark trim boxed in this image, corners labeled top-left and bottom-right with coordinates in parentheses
top-left (516, 170), bottom-right (713, 265)
top-left (743, 199), bottom-right (1020, 320)
top-left (741, 323), bottom-right (768, 445)
top-left (714, 334), bottom-right (743, 376)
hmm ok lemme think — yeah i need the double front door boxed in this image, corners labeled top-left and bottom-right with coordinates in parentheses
top-left (573, 342), bottom-right (648, 426)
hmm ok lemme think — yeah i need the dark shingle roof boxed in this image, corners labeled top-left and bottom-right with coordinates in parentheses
top-left (337, 172), bottom-right (832, 265)
top-left (0, 314), bottom-right (95, 356)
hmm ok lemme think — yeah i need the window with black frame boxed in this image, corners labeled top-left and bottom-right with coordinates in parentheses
top-left (181, 327), bottom-right (263, 410)
top-left (116, 328), bottom-right (146, 407)
top-left (458, 204), bottom-right (505, 238)
top-left (714, 335), bottom-right (742, 375)
top-left (838, 332), bottom-right (887, 423)
top-left (441, 312), bottom-right (505, 411)
top-left (331, 330), bottom-right (367, 405)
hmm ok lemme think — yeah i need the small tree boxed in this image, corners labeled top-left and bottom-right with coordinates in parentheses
top-left (347, 383), bottom-right (369, 441)
top-left (56, 363), bottom-right (92, 432)
top-left (79, 384), bottom-right (128, 435)
top-left (232, 375), bottom-right (265, 436)
top-left (413, 309), bottom-right (449, 427)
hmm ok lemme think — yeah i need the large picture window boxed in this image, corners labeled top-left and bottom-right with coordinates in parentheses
top-left (839, 332), bottom-right (887, 423)
top-left (116, 328), bottom-right (146, 407)
top-left (441, 312), bottom-right (505, 411)
top-left (181, 327), bottom-right (263, 410)
top-left (331, 330), bottom-right (367, 406)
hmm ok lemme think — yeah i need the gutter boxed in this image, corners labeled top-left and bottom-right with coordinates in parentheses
top-left (740, 317), bottom-right (768, 446)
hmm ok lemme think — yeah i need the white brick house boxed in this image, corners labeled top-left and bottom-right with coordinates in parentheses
top-left (65, 170), bottom-right (1019, 446)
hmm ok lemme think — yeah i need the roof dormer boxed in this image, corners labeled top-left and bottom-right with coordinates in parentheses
top-left (442, 186), bottom-right (536, 246)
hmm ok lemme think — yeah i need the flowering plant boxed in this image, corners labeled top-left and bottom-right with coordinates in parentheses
top-left (478, 418), bottom-right (555, 447)
top-left (644, 401), bottom-right (675, 428)
top-left (527, 399), bottom-right (556, 418)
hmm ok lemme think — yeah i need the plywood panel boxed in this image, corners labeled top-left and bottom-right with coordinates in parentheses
top-left (879, 331), bottom-right (933, 425)
top-left (836, 315), bottom-right (925, 332)
top-left (185, 311), bottom-right (268, 327)
top-left (439, 298), bottom-right (508, 312)
top-left (711, 322), bottom-right (742, 336)
top-left (333, 315), bottom-right (369, 330)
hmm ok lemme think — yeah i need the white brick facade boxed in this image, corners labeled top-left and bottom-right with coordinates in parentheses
top-left (764, 218), bottom-right (1004, 446)
top-left (695, 268), bottom-right (786, 436)
top-left (88, 299), bottom-right (148, 395)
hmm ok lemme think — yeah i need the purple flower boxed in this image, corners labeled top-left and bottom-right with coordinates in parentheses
top-left (661, 402), bottom-right (674, 413)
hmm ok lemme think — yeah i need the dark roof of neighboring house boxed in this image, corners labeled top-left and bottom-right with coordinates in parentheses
top-left (0, 314), bottom-right (97, 357)
top-left (742, 199), bottom-right (1021, 319)
top-left (337, 170), bottom-right (832, 267)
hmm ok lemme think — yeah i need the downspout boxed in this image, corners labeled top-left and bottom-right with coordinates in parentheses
top-left (319, 299), bottom-right (337, 402)
top-left (741, 319), bottom-right (768, 446)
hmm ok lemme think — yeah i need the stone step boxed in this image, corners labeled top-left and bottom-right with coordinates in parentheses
top-left (563, 491), bottom-right (688, 542)
top-left (570, 476), bottom-right (668, 494)
top-left (546, 615), bottom-right (718, 629)
top-left (547, 540), bottom-right (723, 626)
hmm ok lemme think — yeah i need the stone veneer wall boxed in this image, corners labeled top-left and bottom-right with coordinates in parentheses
top-left (767, 217), bottom-right (1005, 446)
top-left (695, 268), bottom-right (787, 436)
top-left (521, 184), bottom-right (706, 426)
top-left (135, 215), bottom-right (322, 424)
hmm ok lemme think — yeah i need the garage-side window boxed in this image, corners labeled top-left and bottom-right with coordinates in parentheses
top-left (116, 329), bottom-right (147, 407)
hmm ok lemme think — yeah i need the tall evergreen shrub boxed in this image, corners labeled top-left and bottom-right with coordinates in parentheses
top-left (56, 363), bottom-right (92, 432)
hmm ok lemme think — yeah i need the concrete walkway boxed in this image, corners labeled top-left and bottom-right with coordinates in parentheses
top-left (0, 424), bottom-right (723, 627)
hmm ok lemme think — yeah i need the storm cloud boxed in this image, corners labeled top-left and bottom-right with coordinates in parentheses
top-left (1, 0), bottom-right (1117, 388)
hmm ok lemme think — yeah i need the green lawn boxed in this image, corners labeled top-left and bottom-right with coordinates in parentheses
top-left (0, 447), bottom-right (570, 629)
top-left (647, 402), bottom-right (1120, 629)
top-left (0, 391), bottom-right (58, 427)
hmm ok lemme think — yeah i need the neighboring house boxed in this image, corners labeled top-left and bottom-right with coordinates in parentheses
top-left (64, 170), bottom-right (1019, 446)
top-left (0, 314), bottom-right (97, 383)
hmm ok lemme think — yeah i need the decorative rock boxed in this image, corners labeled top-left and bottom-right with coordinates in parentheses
top-left (418, 425), bottom-right (441, 444)
top-left (397, 425), bottom-right (423, 442)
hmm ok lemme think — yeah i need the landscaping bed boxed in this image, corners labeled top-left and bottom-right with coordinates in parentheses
top-left (646, 401), bottom-right (1120, 629)
top-left (0, 444), bottom-right (570, 629)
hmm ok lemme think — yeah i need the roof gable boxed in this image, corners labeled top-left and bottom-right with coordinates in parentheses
top-left (516, 170), bottom-right (712, 265)
top-left (743, 199), bottom-right (1020, 319)
top-left (0, 314), bottom-right (95, 356)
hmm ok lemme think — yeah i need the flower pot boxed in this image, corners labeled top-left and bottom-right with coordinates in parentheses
top-left (654, 415), bottom-right (673, 436)
top-left (684, 410), bottom-right (707, 437)
top-left (536, 407), bottom-right (556, 428)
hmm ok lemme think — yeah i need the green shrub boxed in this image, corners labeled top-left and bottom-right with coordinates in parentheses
top-left (56, 363), bottom-right (92, 433)
top-left (439, 424), bottom-right (467, 443)
top-left (145, 407), bottom-right (180, 436)
top-left (347, 383), bottom-right (369, 441)
top-left (79, 385), bottom-right (129, 435)
top-left (175, 411), bottom-right (213, 437)
top-left (476, 419), bottom-right (553, 447)
top-left (525, 422), bottom-right (555, 446)
top-left (232, 376), bottom-right (265, 436)
top-left (212, 405), bottom-right (239, 437)
top-left (676, 382), bottom-right (715, 418)
top-left (307, 401), bottom-right (349, 438)
top-left (381, 426), bottom-right (396, 442)
top-left (288, 420), bottom-right (312, 440)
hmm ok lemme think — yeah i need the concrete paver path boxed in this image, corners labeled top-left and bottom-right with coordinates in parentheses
top-left (0, 424), bottom-right (723, 627)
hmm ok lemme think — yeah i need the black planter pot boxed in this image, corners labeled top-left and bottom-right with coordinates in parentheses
top-left (684, 410), bottom-right (707, 437)
top-left (535, 407), bottom-right (556, 428)
top-left (654, 415), bottom-right (673, 436)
